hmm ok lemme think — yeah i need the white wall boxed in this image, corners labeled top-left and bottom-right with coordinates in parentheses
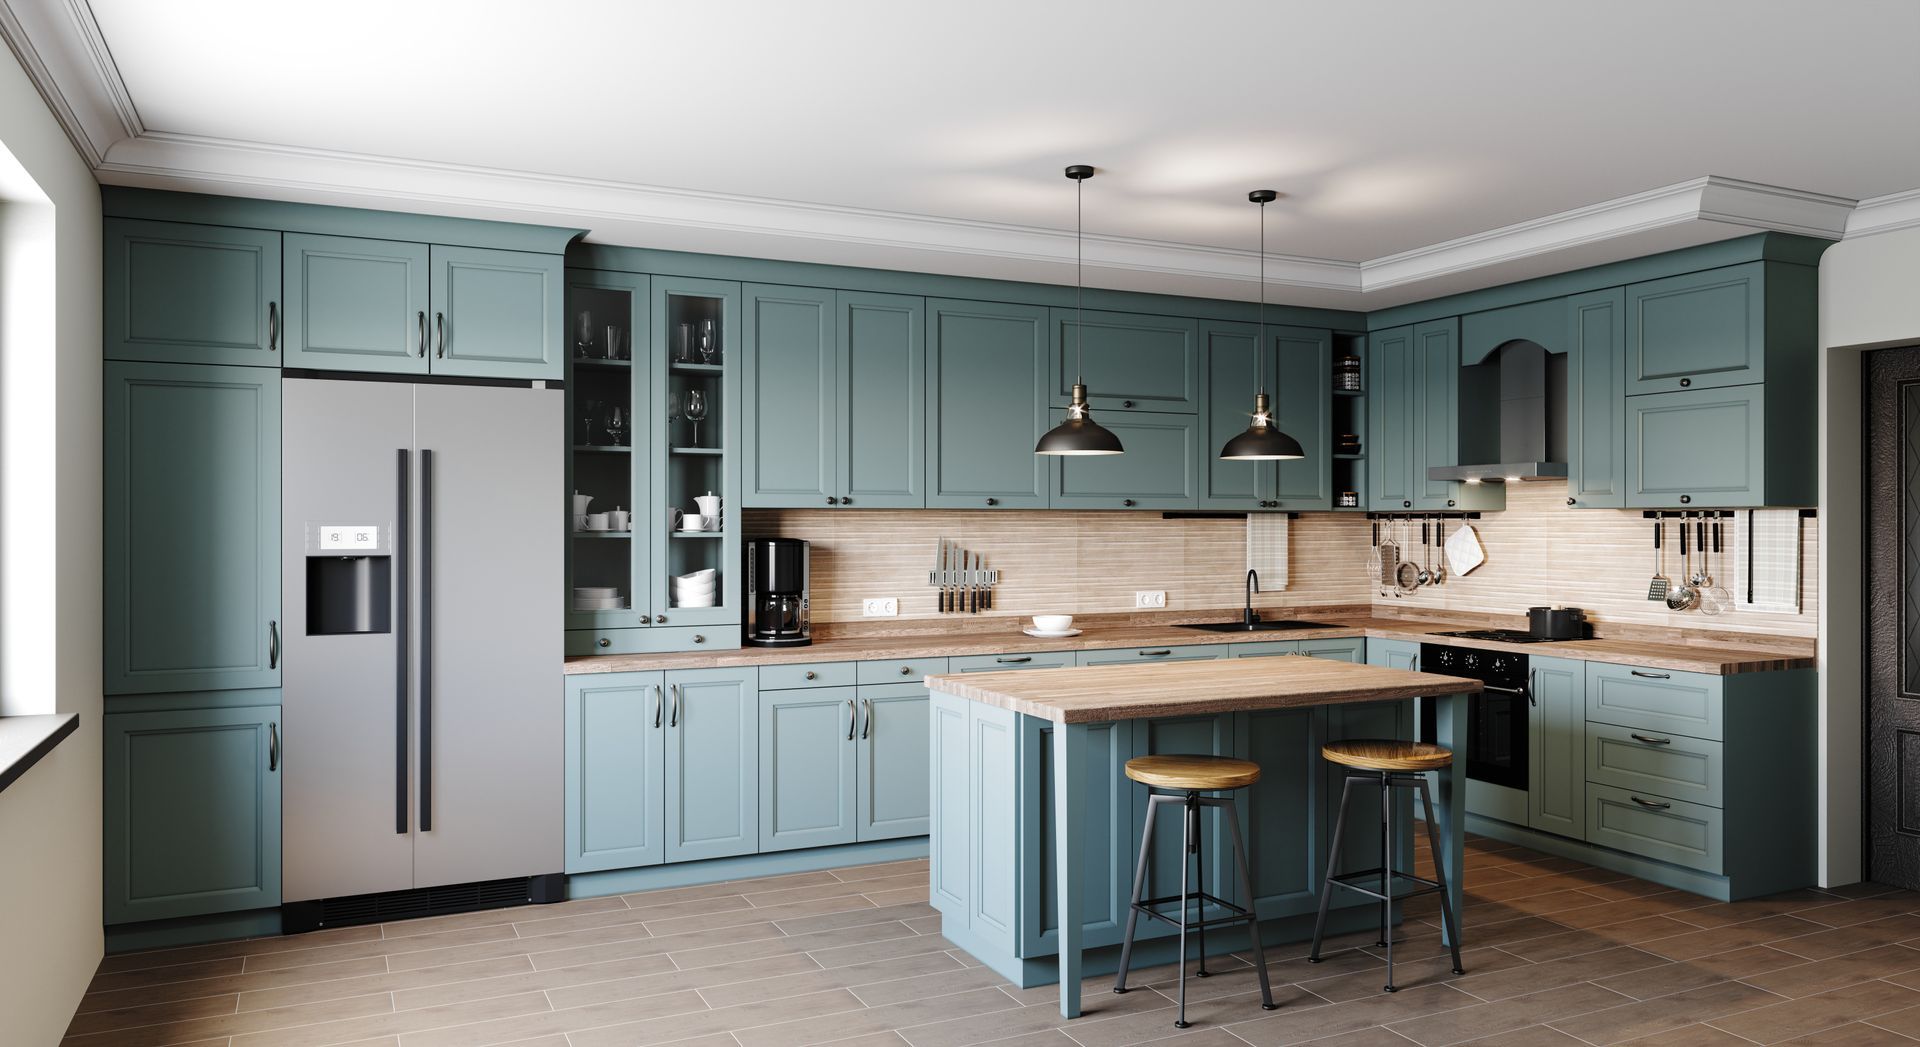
top-left (1817, 223), bottom-right (1920, 887)
top-left (0, 29), bottom-right (101, 1047)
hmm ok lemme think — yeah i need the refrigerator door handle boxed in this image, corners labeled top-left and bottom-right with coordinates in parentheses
top-left (419, 447), bottom-right (434, 833)
top-left (395, 448), bottom-right (410, 835)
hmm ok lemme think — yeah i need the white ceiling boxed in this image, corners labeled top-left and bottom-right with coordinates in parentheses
top-left (7, 0), bottom-right (1920, 308)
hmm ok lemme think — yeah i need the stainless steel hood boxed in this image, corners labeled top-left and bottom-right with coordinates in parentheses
top-left (1426, 340), bottom-right (1567, 483)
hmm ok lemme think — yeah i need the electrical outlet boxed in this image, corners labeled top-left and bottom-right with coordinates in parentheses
top-left (1134, 590), bottom-right (1167, 609)
top-left (862, 597), bottom-right (899, 617)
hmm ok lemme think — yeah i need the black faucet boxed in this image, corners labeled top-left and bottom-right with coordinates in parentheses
top-left (1244, 569), bottom-right (1261, 628)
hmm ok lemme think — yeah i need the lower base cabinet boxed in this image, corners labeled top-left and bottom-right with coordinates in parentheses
top-left (104, 704), bottom-right (282, 924)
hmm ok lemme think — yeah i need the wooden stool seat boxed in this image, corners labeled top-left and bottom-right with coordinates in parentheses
top-left (1320, 740), bottom-right (1454, 773)
top-left (1124, 754), bottom-right (1261, 791)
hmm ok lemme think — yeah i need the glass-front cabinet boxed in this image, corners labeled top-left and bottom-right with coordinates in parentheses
top-left (566, 271), bottom-right (648, 640)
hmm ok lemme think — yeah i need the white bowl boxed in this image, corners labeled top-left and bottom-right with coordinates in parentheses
top-left (573, 586), bottom-right (619, 597)
top-left (675, 594), bottom-right (716, 608)
top-left (673, 581), bottom-right (717, 596)
top-left (677, 568), bottom-right (717, 583)
top-left (1032, 615), bottom-right (1074, 633)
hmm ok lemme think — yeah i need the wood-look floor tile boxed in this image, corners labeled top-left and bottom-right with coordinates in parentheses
top-left (524, 919), bottom-right (784, 972)
top-left (1219, 983), bottom-right (1477, 1047)
top-left (224, 992), bottom-right (552, 1047)
top-left (731, 986), bottom-right (1022, 1047)
top-left (904, 915), bottom-right (945, 935)
top-left (1451, 947), bottom-right (1665, 1002)
top-left (1293, 947), bottom-right (1526, 1003)
top-left (807, 929), bottom-right (960, 970)
top-left (1453, 1027), bottom-right (1589, 1047)
top-left (1749, 944), bottom-right (1920, 998)
top-left (1026, 986), bottom-right (1306, 1047)
top-left (515, 892), bottom-right (751, 939)
top-left (1864, 1001), bottom-right (1920, 1038)
top-left (62, 993), bottom-right (240, 1036)
top-left (1772, 914), bottom-right (1920, 960)
top-left (380, 895), bottom-right (627, 940)
top-left (1544, 980), bottom-right (1781, 1045)
top-left (1662, 890), bottom-right (1836, 930)
top-left (1384, 981), bottom-right (1630, 1047)
top-left (87, 959), bottom-right (248, 996)
top-left (693, 951), bottom-right (956, 1008)
top-left (79, 958), bottom-right (391, 1015)
top-left (567, 987), bottom-right (869, 1046)
top-left (1297, 1028), bottom-right (1427, 1047)
top-left (1609, 1024), bottom-right (1753, 1045)
top-left (1793, 893), bottom-right (1920, 929)
top-left (240, 924), bottom-right (524, 974)
top-left (1543, 892), bottom-right (1716, 932)
top-left (774, 901), bottom-right (939, 938)
top-left (97, 926), bottom-right (387, 976)
top-left (668, 919), bottom-right (922, 972)
top-left (61, 991), bottom-right (396, 1047)
top-left (1777, 1023), bottom-right (1920, 1046)
top-left (1492, 916), bottom-right (1700, 963)
top-left (815, 1033), bottom-right (914, 1047)
top-left (237, 956), bottom-right (534, 1013)
top-left (832, 860), bottom-right (931, 883)
top-left (396, 988), bottom-right (710, 1047)
top-left (893, 983), bottom-right (1181, 1047)
top-left (843, 962), bottom-right (1008, 1007)
top-left (743, 872), bottom-right (924, 909)
top-left (1634, 914), bottom-right (1830, 961)
top-left (1705, 978), bottom-right (1920, 1044)
top-left (1591, 945), bottom-right (1802, 1001)
top-left (391, 953), bottom-right (679, 1011)
top-left (864, 887), bottom-right (933, 908)
top-left (642, 893), bottom-right (881, 938)
top-left (911, 1031), bottom-right (1079, 1047)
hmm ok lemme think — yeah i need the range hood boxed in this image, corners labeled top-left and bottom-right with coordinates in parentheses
top-left (1426, 340), bottom-right (1567, 484)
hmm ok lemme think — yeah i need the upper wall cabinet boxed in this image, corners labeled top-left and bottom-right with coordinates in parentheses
top-left (1626, 263), bottom-right (1767, 393)
top-left (283, 234), bottom-right (431, 374)
top-left (1049, 409), bottom-right (1198, 510)
top-left (1566, 289), bottom-right (1628, 508)
top-left (1271, 326), bottom-right (1333, 509)
top-left (1367, 325), bottom-right (1415, 510)
top-left (927, 299), bottom-right (1050, 509)
top-left (839, 291), bottom-right (925, 508)
top-left (1048, 309), bottom-right (1200, 414)
top-left (1201, 322), bottom-right (1332, 511)
top-left (1370, 320), bottom-right (1501, 511)
top-left (105, 219), bottom-right (282, 367)
top-left (429, 245), bottom-right (564, 380)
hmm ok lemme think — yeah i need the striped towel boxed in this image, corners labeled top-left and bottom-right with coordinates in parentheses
top-left (1246, 513), bottom-right (1289, 590)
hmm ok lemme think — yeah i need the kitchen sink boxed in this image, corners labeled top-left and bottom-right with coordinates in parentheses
top-left (1177, 619), bottom-right (1341, 633)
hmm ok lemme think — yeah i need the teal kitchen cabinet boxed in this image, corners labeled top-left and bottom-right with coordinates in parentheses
top-left (105, 218), bottom-right (282, 367)
top-left (742, 288), bottom-right (924, 508)
top-left (1239, 708), bottom-right (1321, 917)
top-left (104, 705), bottom-right (281, 924)
top-left (1624, 386), bottom-right (1809, 507)
top-left (1367, 325), bottom-right (1416, 509)
top-left (1200, 322), bottom-right (1331, 510)
top-left (1048, 409), bottom-right (1198, 509)
top-left (759, 685), bottom-right (859, 851)
top-left (1200, 320), bottom-right (1266, 509)
top-left (1366, 637), bottom-right (1420, 675)
top-left (664, 667), bottom-right (760, 862)
top-left (743, 284), bottom-right (837, 507)
top-left (1047, 308), bottom-right (1200, 414)
top-left (1625, 262), bottom-right (1815, 395)
top-left (565, 673), bottom-right (667, 873)
top-left (1076, 645), bottom-right (1227, 666)
top-left (1369, 320), bottom-right (1500, 511)
top-left (282, 234), bottom-right (431, 374)
top-left (926, 299), bottom-right (1050, 508)
top-left (1566, 288), bottom-right (1628, 507)
top-left (429, 245), bottom-right (563, 380)
top-left (1018, 716), bottom-right (1135, 956)
top-left (104, 362), bottom-right (280, 695)
top-left (856, 681), bottom-right (933, 840)
top-left (1297, 637), bottom-right (1365, 663)
top-left (1527, 655), bottom-right (1586, 839)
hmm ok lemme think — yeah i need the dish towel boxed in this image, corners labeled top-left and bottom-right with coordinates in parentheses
top-left (1246, 513), bottom-right (1289, 589)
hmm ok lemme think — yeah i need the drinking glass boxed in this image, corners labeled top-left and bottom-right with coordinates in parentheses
top-left (604, 403), bottom-right (626, 446)
top-left (696, 319), bottom-right (718, 364)
top-left (574, 311), bottom-right (596, 359)
top-left (666, 391), bottom-right (682, 447)
top-left (579, 398), bottom-right (605, 445)
top-left (674, 323), bottom-right (693, 363)
top-left (683, 389), bottom-right (708, 447)
top-left (605, 325), bottom-right (626, 361)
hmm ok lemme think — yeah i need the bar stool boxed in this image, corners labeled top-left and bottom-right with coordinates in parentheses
top-left (1307, 740), bottom-right (1464, 993)
top-left (1112, 754), bottom-right (1277, 1028)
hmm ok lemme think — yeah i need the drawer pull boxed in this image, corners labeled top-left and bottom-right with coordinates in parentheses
top-left (900, 666), bottom-right (913, 676)
top-left (1629, 795), bottom-right (1672, 810)
top-left (804, 670), bottom-right (817, 681)
top-left (1140, 649), bottom-right (1171, 657)
top-left (996, 656), bottom-right (1032, 664)
top-left (1629, 670), bottom-right (1671, 680)
top-left (598, 637), bottom-right (611, 649)
top-left (1630, 733), bottom-right (1673, 746)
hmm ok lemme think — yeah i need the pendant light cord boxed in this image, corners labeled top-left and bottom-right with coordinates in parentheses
top-left (1257, 197), bottom-right (1266, 398)
top-left (1076, 175), bottom-right (1085, 387)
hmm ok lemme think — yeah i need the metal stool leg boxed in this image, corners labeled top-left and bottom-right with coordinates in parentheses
top-left (1174, 797), bottom-right (1194, 1028)
top-left (1190, 791), bottom-right (1209, 978)
top-left (1381, 771), bottom-right (1396, 992)
top-left (1418, 777), bottom-right (1466, 976)
top-left (1307, 775), bottom-right (1357, 963)
top-left (1113, 793), bottom-right (1164, 994)
top-left (1220, 798), bottom-right (1278, 1010)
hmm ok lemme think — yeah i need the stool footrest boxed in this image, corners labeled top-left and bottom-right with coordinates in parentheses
top-left (1323, 867), bottom-right (1447, 904)
top-left (1131, 891), bottom-right (1256, 931)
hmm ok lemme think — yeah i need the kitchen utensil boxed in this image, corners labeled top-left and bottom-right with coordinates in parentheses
top-left (666, 392), bottom-right (682, 445)
top-left (573, 492), bottom-right (593, 515)
top-left (573, 586), bottom-right (618, 597)
top-left (1378, 525), bottom-right (1399, 596)
top-left (1366, 521), bottom-right (1383, 588)
top-left (572, 514), bottom-right (589, 531)
top-left (1702, 518), bottom-right (1733, 615)
top-left (1033, 615), bottom-right (1074, 632)
top-left (1433, 518), bottom-right (1447, 584)
top-left (1416, 519), bottom-right (1434, 586)
top-left (584, 512), bottom-right (609, 531)
top-left (981, 552), bottom-right (992, 610)
top-left (684, 389), bottom-right (708, 446)
top-left (937, 539), bottom-right (949, 613)
top-left (695, 493), bottom-right (722, 517)
top-left (1647, 518), bottom-right (1670, 601)
top-left (1443, 522), bottom-right (1486, 576)
top-left (676, 593), bottom-right (716, 608)
top-left (1396, 519), bottom-right (1421, 594)
top-left (602, 403), bottom-right (626, 446)
top-left (1023, 627), bottom-right (1083, 638)
top-left (1691, 513), bottom-right (1711, 586)
top-left (1527, 606), bottom-right (1586, 639)
top-left (1665, 518), bottom-right (1699, 611)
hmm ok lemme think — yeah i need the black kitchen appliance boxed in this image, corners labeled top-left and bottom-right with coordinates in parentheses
top-left (1416, 643), bottom-right (1531, 791)
top-left (1527, 605), bottom-right (1588, 640)
top-left (745, 538), bottom-right (811, 647)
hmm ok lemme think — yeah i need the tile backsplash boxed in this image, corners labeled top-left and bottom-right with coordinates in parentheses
top-left (745, 480), bottom-right (1817, 640)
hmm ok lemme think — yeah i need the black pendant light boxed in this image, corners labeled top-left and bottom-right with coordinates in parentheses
top-left (1220, 189), bottom-right (1305, 461)
top-left (1036, 165), bottom-right (1124, 457)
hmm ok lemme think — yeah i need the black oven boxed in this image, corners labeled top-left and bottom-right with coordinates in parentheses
top-left (1415, 643), bottom-right (1531, 791)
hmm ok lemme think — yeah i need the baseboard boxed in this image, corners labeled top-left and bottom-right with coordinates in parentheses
top-left (1466, 814), bottom-right (1736, 901)
top-left (106, 907), bottom-right (282, 954)
top-left (566, 837), bottom-right (929, 900)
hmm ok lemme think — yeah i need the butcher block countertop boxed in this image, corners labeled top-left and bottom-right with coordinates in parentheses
top-left (923, 656), bottom-right (1483, 724)
top-left (564, 614), bottom-right (1814, 676)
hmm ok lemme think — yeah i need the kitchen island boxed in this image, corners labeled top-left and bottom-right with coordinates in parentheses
top-left (924, 656), bottom-right (1482, 1018)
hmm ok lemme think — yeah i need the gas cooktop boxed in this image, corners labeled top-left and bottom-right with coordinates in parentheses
top-left (1430, 628), bottom-right (1588, 645)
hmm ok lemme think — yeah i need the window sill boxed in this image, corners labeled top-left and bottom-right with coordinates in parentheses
top-left (0, 713), bottom-right (79, 796)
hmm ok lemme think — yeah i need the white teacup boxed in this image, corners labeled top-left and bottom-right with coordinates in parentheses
top-left (585, 512), bottom-right (609, 531)
top-left (1032, 615), bottom-right (1074, 633)
top-left (680, 514), bottom-right (709, 531)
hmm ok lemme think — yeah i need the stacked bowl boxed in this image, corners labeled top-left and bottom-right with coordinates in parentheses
top-left (672, 569), bottom-right (718, 608)
top-left (571, 586), bottom-right (623, 611)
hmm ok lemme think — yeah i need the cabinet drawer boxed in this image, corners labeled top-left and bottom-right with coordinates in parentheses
top-left (949, 651), bottom-right (1075, 672)
top-left (1076, 645), bottom-right (1226, 666)
top-left (857, 656), bottom-right (950, 685)
top-left (760, 661), bottom-right (856, 690)
top-left (1586, 782), bottom-right (1723, 873)
top-left (1586, 662), bottom-right (1723, 741)
top-left (1586, 722), bottom-right (1723, 808)
top-left (1231, 641), bottom-right (1298, 658)
top-left (1297, 637), bottom-right (1366, 663)
top-left (566, 625), bottom-right (741, 656)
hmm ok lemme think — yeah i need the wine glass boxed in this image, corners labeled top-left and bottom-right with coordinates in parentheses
top-left (604, 403), bottom-right (626, 447)
top-left (574, 311), bottom-right (596, 359)
top-left (666, 391), bottom-right (682, 447)
top-left (683, 389), bottom-right (708, 448)
top-left (696, 319), bottom-right (718, 364)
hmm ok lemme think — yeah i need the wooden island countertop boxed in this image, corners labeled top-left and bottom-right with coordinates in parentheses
top-left (923, 653), bottom-right (1482, 723)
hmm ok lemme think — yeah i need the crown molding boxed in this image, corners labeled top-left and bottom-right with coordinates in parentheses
top-left (1844, 188), bottom-right (1920, 240)
top-left (0, 0), bottom-right (137, 166)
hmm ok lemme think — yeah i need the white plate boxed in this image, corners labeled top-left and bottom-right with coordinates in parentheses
top-left (1021, 627), bottom-right (1083, 638)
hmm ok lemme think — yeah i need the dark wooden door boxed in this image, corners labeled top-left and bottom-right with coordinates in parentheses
top-left (1868, 346), bottom-right (1920, 887)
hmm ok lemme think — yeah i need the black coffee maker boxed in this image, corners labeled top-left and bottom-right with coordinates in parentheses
top-left (745, 538), bottom-right (811, 647)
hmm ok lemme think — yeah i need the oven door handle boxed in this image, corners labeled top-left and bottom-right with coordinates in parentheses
top-left (1479, 681), bottom-right (1535, 707)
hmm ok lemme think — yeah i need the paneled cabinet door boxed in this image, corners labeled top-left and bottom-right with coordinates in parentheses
top-left (104, 705), bottom-right (281, 924)
top-left (1527, 655), bottom-right (1586, 839)
top-left (1272, 326), bottom-right (1333, 509)
top-left (565, 673), bottom-right (667, 873)
top-left (1200, 320), bottom-right (1267, 509)
top-left (839, 291), bottom-right (925, 507)
top-left (1047, 308), bottom-right (1201, 414)
top-left (856, 683), bottom-right (931, 840)
top-left (664, 667), bottom-right (759, 862)
top-left (105, 362), bottom-right (281, 694)
top-left (1625, 262), bottom-right (1767, 394)
top-left (1624, 386), bottom-right (1768, 508)
top-left (926, 299), bottom-right (1049, 508)
top-left (759, 686), bottom-right (858, 852)
top-left (1413, 318), bottom-right (1461, 510)
top-left (1241, 708), bottom-right (1321, 918)
top-left (282, 233), bottom-right (431, 374)
top-left (1367, 325), bottom-right (1415, 509)
top-left (1049, 409), bottom-right (1198, 509)
top-left (743, 284), bottom-right (837, 507)
top-left (1567, 288), bottom-right (1627, 507)
top-left (428, 245), bottom-right (563, 380)
top-left (105, 218), bottom-right (282, 366)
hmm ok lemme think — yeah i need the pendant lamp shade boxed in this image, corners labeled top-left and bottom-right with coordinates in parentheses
top-left (1036, 165), bottom-right (1124, 457)
top-left (1220, 188), bottom-right (1305, 462)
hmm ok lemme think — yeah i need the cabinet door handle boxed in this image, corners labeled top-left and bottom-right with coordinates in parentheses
top-left (417, 311), bottom-right (427, 357)
top-left (693, 634), bottom-right (706, 645)
top-left (1629, 733), bottom-right (1672, 746)
top-left (1679, 495), bottom-right (1692, 505)
top-left (435, 312), bottom-right (446, 357)
top-left (985, 498), bottom-right (999, 507)
top-left (826, 496), bottom-right (838, 506)
top-left (900, 666), bottom-right (913, 676)
top-left (996, 656), bottom-right (1031, 664)
top-left (1122, 499), bottom-right (1136, 507)
top-left (1629, 670), bottom-right (1671, 680)
top-left (847, 698), bottom-right (858, 741)
top-left (598, 637), bottom-right (611, 648)
top-left (1403, 500), bottom-right (1412, 508)
top-left (669, 684), bottom-right (682, 728)
top-left (268, 722), bottom-right (279, 772)
top-left (1140, 649), bottom-right (1171, 657)
top-left (268, 301), bottom-right (278, 352)
top-left (861, 698), bottom-right (873, 740)
top-left (655, 615), bottom-right (667, 624)
top-left (804, 670), bottom-right (817, 680)
top-left (841, 496), bottom-right (852, 506)
top-left (268, 620), bottom-right (279, 669)
top-left (1122, 400), bottom-right (1135, 408)
top-left (652, 684), bottom-right (663, 729)
top-left (1629, 795), bottom-right (1672, 810)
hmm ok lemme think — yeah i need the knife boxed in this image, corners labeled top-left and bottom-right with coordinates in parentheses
top-left (938, 539), bottom-right (950, 613)
top-left (980, 552), bottom-right (991, 611)
top-left (970, 551), bottom-right (980, 613)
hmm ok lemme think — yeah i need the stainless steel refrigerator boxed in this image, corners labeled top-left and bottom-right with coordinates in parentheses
top-left (282, 376), bottom-right (561, 905)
